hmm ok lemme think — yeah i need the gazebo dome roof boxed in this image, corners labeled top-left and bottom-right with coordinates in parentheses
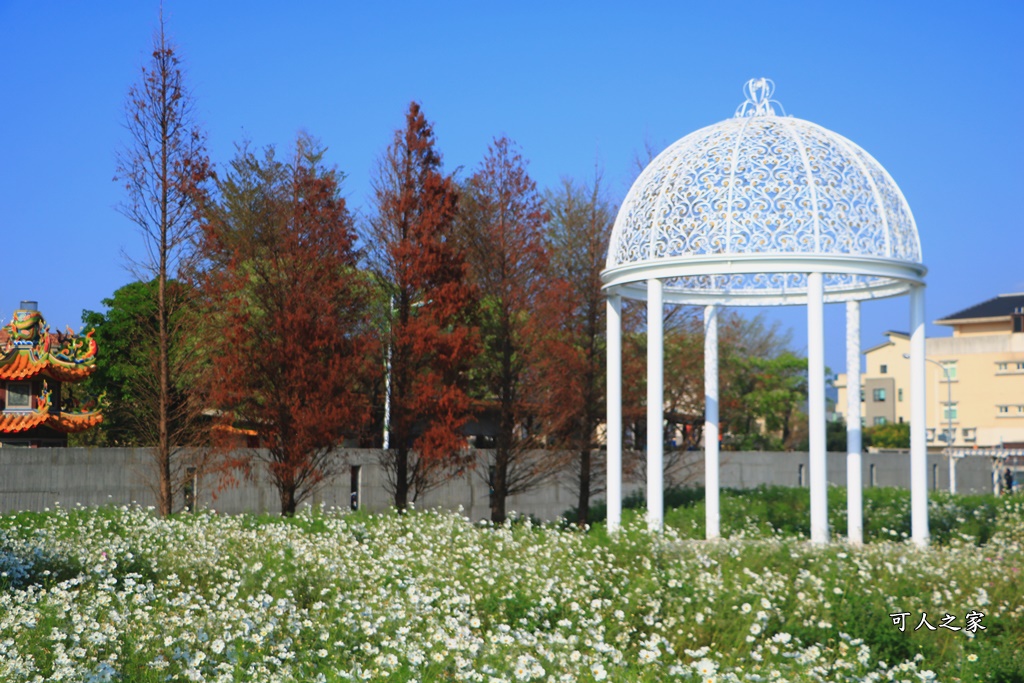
top-left (603, 79), bottom-right (925, 306)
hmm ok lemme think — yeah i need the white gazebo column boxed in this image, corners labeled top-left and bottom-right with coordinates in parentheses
top-left (909, 285), bottom-right (930, 546)
top-left (846, 300), bottom-right (863, 545)
top-left (647, 279), bottom-right (664, 531)
top-left (606, 293), bottom-right (623, 533)
top-left (704, 304), bottom-right (720, 540)
top-left (807, 272), bottom-right (828, 543)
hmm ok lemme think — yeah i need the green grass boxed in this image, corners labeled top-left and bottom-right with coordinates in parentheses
top-left (568, 484), bottom-right (1009, 545)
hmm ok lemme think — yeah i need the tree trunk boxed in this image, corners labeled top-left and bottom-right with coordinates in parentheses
top-left (490, 314), bottom-right (514, 525)
top-left (490, 447), bottom-right (508, 524)
top-left (576, 446), bottom-right (591, 527)
top-left (156, 240), bottom-right (172, 517)
top-left (157, 76), bottom-right (172, 518)
top-left (395, 445), bottom-right (409, 510)
top-left (280, 484), bottom-right (297, 517)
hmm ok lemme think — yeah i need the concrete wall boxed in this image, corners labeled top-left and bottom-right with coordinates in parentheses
top-left (0, 447), bottom-right (1000, 520)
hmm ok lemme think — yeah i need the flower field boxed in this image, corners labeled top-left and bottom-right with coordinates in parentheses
top-left (1, 489), bottom-right (1023, 682)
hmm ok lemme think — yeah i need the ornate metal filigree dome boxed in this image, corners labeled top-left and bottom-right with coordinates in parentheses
top-left (603, 79), bottom-right (925, 305)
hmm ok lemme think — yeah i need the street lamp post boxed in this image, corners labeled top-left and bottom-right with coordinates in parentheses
top-left (905, 353), bottom-right (955, 492)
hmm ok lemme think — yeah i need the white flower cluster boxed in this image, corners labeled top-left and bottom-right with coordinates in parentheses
top-left (0, 502), bottom-right (1016, 681)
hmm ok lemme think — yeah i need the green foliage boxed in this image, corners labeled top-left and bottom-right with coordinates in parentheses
top-left (567, 484), bottom-right (1010, 547)
top-left (716, 324), bottom-right (807, 451)
top-left (737, 352), bottom-right (808, 440)
top-left (76, 279), bottom-right (201, 447)
top-left (826, 418), bottom-right (848, 452)
top-left (0, 535), bottom-right (82, 592)
top-left (456, 137), bottom-right (560, 523)
top-left (864, 421), bottom-right (911, 449)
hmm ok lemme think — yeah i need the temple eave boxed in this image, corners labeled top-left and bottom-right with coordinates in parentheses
top-left (0, 361), bottom-right (97, 382)
top-left (0, 412), bottom-right (51, 433)
top-left (0, 412), bottom-right (103, 434)
top-left (51, 413), bottom-right (104, 433)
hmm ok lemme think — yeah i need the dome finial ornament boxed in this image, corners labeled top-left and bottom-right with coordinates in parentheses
top-left (735, 77), bottom-right (786, 117)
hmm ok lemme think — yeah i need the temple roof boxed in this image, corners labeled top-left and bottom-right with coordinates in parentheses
top-left (0, 347), bottom-right (97, 381)
top-left (1, 305), bottom-right (103, 437)
top-left (0, 410), bottom-right (103, 434)
top-left (0, 306), bottom-right (97, 382)
top-left (0, 375), bottom-right (103, 434)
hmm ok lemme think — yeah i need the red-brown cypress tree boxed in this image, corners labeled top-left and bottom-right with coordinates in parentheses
top-left (196, 136), bottom-right (374, 516)
top-left (539, 175), bottom-right (615, 526)
top-left (366, 102), bottom-right (477, 510)
top-left (115, 13), bottom-right (212, 516)
top-left (458, 137), bottom-right (561, 524)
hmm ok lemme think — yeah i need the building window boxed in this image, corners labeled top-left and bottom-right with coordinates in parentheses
top-left (926, 428), bottom-right (936, 442)
top-left (898, 388), bottom-right (903, 402)
top-left (860, 389), bottom-right (865, 402)
top-left (5, 382), bottom-right (31, 409)
top-left (942, 403), bottom-right (958, 421)
top-left (1017, 362), bottom-right (1024, 371)
top-left (997, 362), bottom-right (1009, 372)
top-left (874, 416), bottom-right (887, 426)
top-left (873, 388), bottom-right (887, 402)
top-left (999, 405), bottom-right (1010, 414)
top-left (963, 428), bottom-right (977, 442)
top-left (940, 361), bottom-right (957, 381)
top-left (880, 364), bottom-right (888, 374)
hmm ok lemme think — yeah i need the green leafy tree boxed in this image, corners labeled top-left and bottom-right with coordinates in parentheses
top-left (864, 422), bottom-right (910, 449)
top-left (77, 280), bottom-right (199, 448)
top-left (717, 315), bottom-right (802, 450)
top-left (826, 418), bottom-right (848, 452)
top-left (620, 308), bottom-right (797, 453)
top-left (732, 352), bottom-right (809, 450)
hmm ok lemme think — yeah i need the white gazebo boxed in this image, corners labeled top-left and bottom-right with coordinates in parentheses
top-left (603, 79), bottom-right (929, 545)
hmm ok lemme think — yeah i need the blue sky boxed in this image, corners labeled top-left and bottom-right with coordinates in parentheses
top-left (1, 1), bottom-right (1022, 375)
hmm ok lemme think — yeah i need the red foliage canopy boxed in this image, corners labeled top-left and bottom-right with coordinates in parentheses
top-left (197, 138), bottom-right (375, 515)
top-left (459, 136), bottom-right (565, 523)
top-left (368, 102), bottom-right (477, 507)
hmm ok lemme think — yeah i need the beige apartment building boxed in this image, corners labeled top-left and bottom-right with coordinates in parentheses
top-left (836, 293), bottom-right (1024, 449)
